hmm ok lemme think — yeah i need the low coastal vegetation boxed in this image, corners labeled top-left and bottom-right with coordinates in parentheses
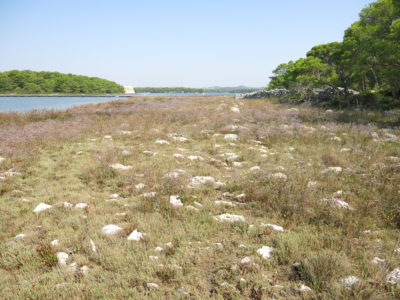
top-left (0, 70), bottom-right (124, 94)
top-left (0, 95), bottom-right (399, 299)
top-left (135, 87), bottom-right (259, 94)
top-left (267, 0), bottom-right (400, 108)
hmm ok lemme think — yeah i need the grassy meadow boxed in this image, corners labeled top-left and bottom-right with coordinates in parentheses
top-left (0, 95), bottom-right (399, 299)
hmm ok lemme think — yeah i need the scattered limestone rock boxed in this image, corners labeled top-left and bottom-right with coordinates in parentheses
top-left (146, 282), bottom-right (160, 290)
top-left (270, 172), bottom-right (288, 180)
top-left (80, 265), bottom-right (89, 277)
top-left (90, 239), bottom-right (97, 252)
top-left (149, 256), bottom-right (159, 260)
top-left (172, 136), bottom-right (188, 142)
top-left (127, 229), bottom-right (144, 241)
top-left (322, 197), bottom-right (353, 210)
top-left (170, 195), bottom-right (183, 207)
top-left (240, 257), bottom-right (252, 265)
top-left (57, 252), bottom-right (69, 265)
top-left (141, 192), bottom-right (157, 198)
top-left (187, 155), bottom-right (204, 161)
top-left (186, 205), bottom-right (199, 211)
top-left (155, 139), bottom-right (170, 145)
top-left (154, 246), bottom-right (164, 252)
top-left (371, 257), bottom-right (385, 264)
top-left (340, 276), bottom-right (360, 290)
top-left (33, 203), bottom-right (52, 214)
top-left (15, 233), bottom-right (26, 239)
top-left (394, 248), bottom-right (400, 254)
top-left (135, 183), bottom-right (145, 190)
top-left (109, 163), bottom-right (133, 170)
top-left (224, 134), bottom-right (239, 141)
top-left (299, 284), bottom-right (312, 292)
top-left (101, 224), bottom-right (123, 235)
top-left (63, 202), bottom-right (73, 208)
top-left (75, 203), bottom-right (88, 209)
top-left (250, 166), bottom-right (261, 171)
top-left (143, 150), bottom-right (157, 156)
top-left (230, 106), bottom-right (240, 113)
top-left (103, 135), bottom-right (112, 140)
top-left (261, 223), bottom-right (284, 232)
top-left (121, 150), bottom-right (131, 156)
top-left (386, 268), bottom-right (400, 284)
top-left (173, 153), bottom-right (184, 159)
top-left (340, 148), bottom-right (351, 153)
top-left (257, 246), bottom-right (274, 259)
top-left (322, 166), bottom-right (343, 174)
top-left (50, 239), bottom-right (59, 246)
top-left (307, 181), bottom-right (318, 188)
top-left (214, 200), bottom-right (236, 207)
top-left (0, 156), bottom-right (5, 163)
top-left (214, 214), bottom-right (245, 223)
top-left (189, 176), bottom-right (224, 188)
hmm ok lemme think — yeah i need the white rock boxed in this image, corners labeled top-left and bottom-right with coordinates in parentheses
top-left (110, 193), bottom-right (119, 199)
top-left (330, 136), bottom-right (342, 142)
top-left (240, 257), bottom-right (252, 265)
top-left (50, 239), bottom-right (59, 246)
top-left (127, 229), bottom-right (144, 241)
top-left (340, 276), bottom-right (360, 289)
top-left (164, 242), bottom-right (173, 248)
top-left (214, 200), bottom-right (236, 207)
top-left (90, 239), bottom-right (97, 252)
top-left (109, 163), bottom-right (133, 170)
top-left (57, 252), bottom-right (69, 265)
top-left (118, 130), bottom-right (132, 135)
top-left (187, 155), bottom-right (204, 161)
top-left (261, 223), bottom-right (284, 232)
top-left (146, 283), bottom-right (159, 290)
top-left (155, 139), bottom-right (170, 145)
top-left (143, 150), bottom-right (157, 156)
top-left (220, 153), bottom-right (240, 161)
top-left (371, 257), bottom-right (385, 264)
top-left (271, 172), bottom-right (287, 180)
top-left (154, 246), bottom-right (164, 252)
top-left (189, 176), bottom-right (223, 188)
top-left (257, 246), bottom-right (274, 259)
top-left (149, 256), bottom-right (159, 260)
top-left (233, 162), bottom-right (245, 167)
top-left (121, 150), bottom-right (131, 156)
top-left (224, 134), bottom-right (238, 141)
top-left (322, 166), bottom-right (343, 174)
top-left (322, 198), bottom-right (353, 210)
top-left (193, 201), bottom-right (203, 207)
top-left (394, 248), bottom-right (400, 254)
top-left (340, 148), bottom-right (351, 153)
top-left (104, 135), bottom-right (112, 140)
top-left (15, 233), bottom-right (26, 239)
top-left (172, 136), bottom-right (188, 142)
top-left (0, 156), bottom-right (5, 163)
top-left (135, 183), bottom-right (145, 190)
top-left (386, 268), bottom-right (400, 284)
top-left (75, 203), bottom-right (88, 209)
top-left (173, 153), bottom-right (184, 159)
top-left (307, 181), bottom-right (318, 188)
top-left (170, 195), bottom-right (183, 207)
top-left (33, 203), bottom-right (52, 214)
top-left (68, 262), bottom-right (77, 272)
top-left (214, 213), bottom-right (245, 223)
top-left (115, 212), bottom-right (126, 216)
top-left (250, 166), bottom-right (261, 171)
top-left (141, 192), bottom-right (157, 198)
top-left (80, 265), bottom-right (89, 276)
top-left (186, 205), bottom-right (199, 211)
top-left (101, 224), bottom-right (123, 235)
top-left (63, 202), bottom-right (73, 208)
top-left (299, 284), bottom-right (312, 292)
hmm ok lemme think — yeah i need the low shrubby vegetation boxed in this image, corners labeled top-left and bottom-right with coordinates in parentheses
top-left (267, 0), bottom-right (400, 108)
top-left (0, 95), bottom-right (399, 299)
top-left (0, 70), bottom-right (124, 94)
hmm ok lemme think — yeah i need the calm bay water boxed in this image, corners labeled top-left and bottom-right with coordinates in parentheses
top-left (0, 93), bottom-right (235, 112)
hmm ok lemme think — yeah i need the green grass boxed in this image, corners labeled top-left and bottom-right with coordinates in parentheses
top-left (0, 95), bottom-right (399, 299)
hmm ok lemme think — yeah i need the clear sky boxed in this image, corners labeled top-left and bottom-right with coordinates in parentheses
top-left (0, 0), bottom-right (372, 88)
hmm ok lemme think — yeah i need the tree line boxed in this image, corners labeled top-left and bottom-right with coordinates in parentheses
top-left (0, 70), bottom-right (124, 94)
top-left (268, 0), bottom-right (400, 106)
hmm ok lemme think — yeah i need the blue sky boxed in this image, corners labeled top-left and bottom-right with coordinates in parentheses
top-left (0, 0), bottom-right (372, 87)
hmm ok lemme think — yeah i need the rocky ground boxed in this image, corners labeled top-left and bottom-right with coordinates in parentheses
top-left (0, 95), bottom-right (399, 299)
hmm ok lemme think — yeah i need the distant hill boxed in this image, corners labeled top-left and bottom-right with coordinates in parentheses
top-left (0, 70), bottom-right (124, 94)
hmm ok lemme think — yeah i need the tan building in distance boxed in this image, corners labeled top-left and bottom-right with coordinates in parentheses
top-left (123, 85), bottom-right (135, 94)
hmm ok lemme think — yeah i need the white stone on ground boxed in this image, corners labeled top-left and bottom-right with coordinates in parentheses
top-left (15, 234), bottom-right (26, 239)
top-left (101, 224), bottom-right (123, 235)
top-left (141, 192), bottom-right (156, 198)
top-left (75, 203), bottom-right (88, 209)
top-left (219, 153), bottom-right (240, 161)
top-left (63, 202), bottom-right (73, 208)
top-left (250, 166), bottom-right (261, 171)
top-left (103, 135), bottom-right (112, 140)
top-left (149, 256), bottom-right (159, 260)
top-left (189, 176), bottom-right (224, 188)
top-left (187, 155), bottom-right (204, 161)
top-left (80, 265), bottom-right (89, 277)
top-left (135, 183), bottom-right (145, 190)
top-left (224, 134), bottom-right (238, 141)
top-left (33, 203), bottom-right (52, 214)
top-left (371, 257), bottom-right (385, 264)
top-left (386, 268), bottom-right (400, 284)
top-left (340, 276), bottom-right (360, 289)
top-left (322, 197), bottom-right (353, 210)
top-left (394, 248), bottom-right (400, 254)
top-left (186, 205), bottom-right (199, 211)
top-left (214, 200), bottom-right (236, 207)
top-left (230, 106), bottom-right (240, 113)
top-left (50, 239), bottom-right (59, 246)
top-left (154, 246), bottom-right (164, 252)
top-left (340, 148), bottom-right (351, 153)
top-left (155, 139), bottom-right (170, 145)
top-left (111, 193), bottom-right (119, 198)
top-left (164, 242), bottom-right (173, 248)
top-left (127, 229), bottom-right (144, 241)
top-left (193, 201), bottom-right (203, 207)
top-left (322, 166), bottom-right (343, 174)
top-left (169, 195), bottom-right (183, 207)
top-left (173, 153), bottom-right (184, 159)
top-left (57, 252), bottom-right (69, 265)
top-left (172, 136), bottom-right (188, 142)
top-left (261, 223), bottom-right (284, 232)
top-left (299, 284), bottom-right (312, 292)
top-left (143, 150), bottom-right (157, 156)
top-left (214, 213), bottom-right (245, 223)
top-left (146, 283), bottom-right (159, 290)
top-left (0, 156), bottom-right (5, 163)
top-left (307, 181), bottom-right (318, 188)
top-left (271, 172), bottom-right (287, 180)
top-left (90, 239), bottom-right (97, 252)
top-left (109, 163), bottom-right (133, 170)
top-left (257, 246), bottom-right (274, 259)
top-left (240, 257), bottom-right (252, 265)
top-left (121, 150), bottom-right (131, 156)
